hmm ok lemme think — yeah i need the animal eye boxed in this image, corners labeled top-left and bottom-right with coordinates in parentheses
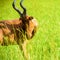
top-left (29, 16), bottom-right (33, 20)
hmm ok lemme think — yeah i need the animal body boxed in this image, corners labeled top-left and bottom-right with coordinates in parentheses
top-left (0, 0), bottom-right (38, 60)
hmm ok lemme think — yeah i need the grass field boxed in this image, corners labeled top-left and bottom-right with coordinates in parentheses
top-left (0, 0), bottom-right (60, 60)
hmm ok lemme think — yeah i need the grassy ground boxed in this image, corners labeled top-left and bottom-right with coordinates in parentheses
top-left (0, 0), bottom-right (60, 60)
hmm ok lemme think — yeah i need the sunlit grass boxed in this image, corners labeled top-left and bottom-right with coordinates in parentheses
top-left (0, 0), bottom-right (60, 60)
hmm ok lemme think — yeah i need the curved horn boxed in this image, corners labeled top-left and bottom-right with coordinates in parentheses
top-left (20, 0), bottom-right (26, 16)
top-left (12, 0), bottom-right (22, 16)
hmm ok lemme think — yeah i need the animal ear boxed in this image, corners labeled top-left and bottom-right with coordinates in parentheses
top-left (29, 16), bottom-right (33, 20)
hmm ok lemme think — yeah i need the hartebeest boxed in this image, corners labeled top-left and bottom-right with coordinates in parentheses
top-left (0, 0), bottom-right (38, 59)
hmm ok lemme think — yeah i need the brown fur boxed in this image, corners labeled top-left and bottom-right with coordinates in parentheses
top-left (0, 16), bottom-right (38, 59)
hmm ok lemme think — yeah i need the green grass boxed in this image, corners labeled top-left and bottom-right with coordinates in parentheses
top-left (0, 45), bottom-right (24, 60)
top-left (0, 0), bottom-right (60, 60)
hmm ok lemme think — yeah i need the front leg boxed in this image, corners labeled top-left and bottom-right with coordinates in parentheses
top-left (21, 40), bottom-right (30, 60)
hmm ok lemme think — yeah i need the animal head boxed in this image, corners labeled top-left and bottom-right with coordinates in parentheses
top-left (12, 0), bottom-right (38, 39)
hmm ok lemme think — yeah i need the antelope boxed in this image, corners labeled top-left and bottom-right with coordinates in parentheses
top-left (0, 0), bottom-right (38, 59)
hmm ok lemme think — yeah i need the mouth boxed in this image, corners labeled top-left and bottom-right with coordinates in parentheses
top-left (26, 29), bottom-right (36, 40)
top-left (26, 33), bottom-right (32, 39)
